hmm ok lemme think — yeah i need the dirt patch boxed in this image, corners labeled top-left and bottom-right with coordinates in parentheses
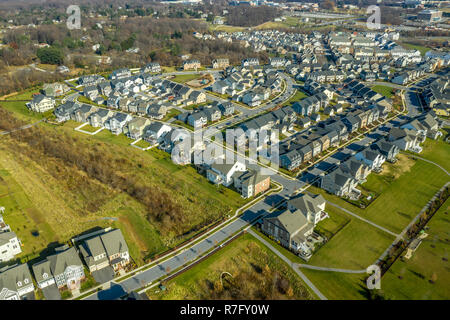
top-left (186, 74), bottom-right (214, 89)
top-left (382, 153), bottom-right (416, 180)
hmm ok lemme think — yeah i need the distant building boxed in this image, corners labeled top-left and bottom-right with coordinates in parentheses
top-left (183, 59), bottom-right (201, 71)
top-left (212, 58), bottom-right (230, 69)
top-left (417, 10), bottom-right (442, 23)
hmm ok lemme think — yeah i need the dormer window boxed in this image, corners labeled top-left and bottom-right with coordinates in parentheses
top-left (43, 273), bottom-right (48, 279)
top-left (24, 279), bottom-right (29, 284)
top-left (17, 281), bottom-right (22, 287)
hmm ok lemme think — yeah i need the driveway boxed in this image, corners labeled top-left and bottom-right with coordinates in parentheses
top-left (42, 284), bottom-right (62, 300)
top-left (92, 266), bottom-right (115, 284)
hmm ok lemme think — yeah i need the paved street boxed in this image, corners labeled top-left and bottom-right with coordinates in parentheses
top-left (85, 180), bottom-right (300, 300)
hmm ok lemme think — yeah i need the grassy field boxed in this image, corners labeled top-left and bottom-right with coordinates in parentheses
top-left (399, 42), bottom-right (432, 56)
top-left (3, 87), bottom-right (41, 101)
top-left (171, 74), bottom-right (203, 84)
top-left (207, 23), bottom-right (246, 33)
top-left (301, 269), bottom-right (369, 300)
top-left (282, 89), bottom-right (308, 107)
top-left (0, 97), bottom-right (251, 266)
top-left (371, 85), bottom-right (395, 98)
top-left (307, 207), bottom-right (395, 270)
top-left (133, 139), bottom-right (151, 148)
top-left (252, 201), bottom-right (392, 300)
top-left (415, 134), bottom-right (450, 173)
top-left (146, 233), bottom-right (315, 300)
top-left (309, 154), bottom-right (449, 234)
top-left (0, 165), bottom-right (60, 262)
top-left (381, 198), bottom-right (450, 300)
top-left (0, 101), bottom-right (49, 122)
top-left (162, 108), bottom-right (182, 121)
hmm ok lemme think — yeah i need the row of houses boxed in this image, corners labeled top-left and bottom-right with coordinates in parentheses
top-left (55, 102), bottom-right (162, 139)
top-left (315, 111), bottom-right (442, 198)
top-left (0, 228), bottom-right (130, 300)
top-left (279, 103), bottom-right (389, 172)
top-left (177, 101), bottom-right (235, 128)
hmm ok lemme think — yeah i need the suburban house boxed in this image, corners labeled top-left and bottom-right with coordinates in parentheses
top-left (355, 148), bottom-right (386, 170)
top-left (79, 228), bottom-right (130, 273)
top-left (141, 62), bottom-right (161, 73)
top-left (212, 58), bottom-right (230, 69)
top-left (144, 122), bottom-right (172, 144)
top-left (72, 104), bottom-right (98, 123)
top-left (54, 101), bottom-right (80, 122)
top-left (32, 245), bottom-right (85, 291)
top-left (321, 168), bottom-right (359, 197)
top-left (241, 58), bottom-right (260, 67)
top-left (42, 82), bottom-right (70, 97)
top-left (88, 109), bottom-right (114, 128)
top-left (27, 94), bottom-right (55, 113)
top-left (183, 59), bottom-right (201, 70)
top-left (388, 127), bottom-right (422, 152)
top-left (187, 111), bottom-right (208, 128)
top-left (370, 140), bottom-right (399, 162)
top-left (233, 170), bottom-right (271, 198)
top-left (0, 264), bottom-right (35, 300)
top-left (207, 161), bottom-right (246, 187)
top-left (261, 193), bottom-right (326, 256)
top-left (124, 117), bottom-right (151, 140)
top-left (0, 214), bottom-right (22, 263)
top-left (0, 232), bottom-right (22, 263)
top-left (105, 112), bottom-right (133, 135)
top-left (110, 68), bottom-right (132, 80)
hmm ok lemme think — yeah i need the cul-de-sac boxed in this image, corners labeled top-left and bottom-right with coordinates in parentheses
top-left (0, 0), bottom-right (449, 302)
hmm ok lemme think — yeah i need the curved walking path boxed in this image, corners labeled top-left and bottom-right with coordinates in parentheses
top-left (325, 201), bottom-right (399, 238)
top-left (248, 229), bottom-right (327, 300)
top-left (0, 119), bottom-right (45, 135)
top-left (402, 152), bottom-right (449, 176)
top-left (296, 264), bottom-right (366, 274)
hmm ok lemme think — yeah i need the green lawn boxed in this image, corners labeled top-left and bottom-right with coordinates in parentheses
top-left (0, 94), bottom-right (253, 265)
top-left (162, 108), bottom-right (182, 121)
top-left (78, 124), bottom-right (100, 133)
top-left (171, 74), bottom-right (202, 84)
top-left (381, 198), bottom-right (450, 300)
top-left (399, 42), bottom-right (432, 56)
top-left (282, 89), bottom-right (308, 106)
top-left (0, 165), bottom-right (59, 263)
top-left (416, 134), bottom-right (450, 172)
top-left (371, 85), bottom-right (395, 98)
top-left (0, 101), bottom-right (48, 122)
top-left (310, 155), bottom-right (449, 234)
top-left (307, 210), bottom-right (395, 270)
top-left (147, 233), bottom-right (316, 300)
top-left (4, 88), bottom-right (41, 101)
top-left (301, 269), bottom-right (369, 300)
top-left (133, 140), bottom-right (151, 148)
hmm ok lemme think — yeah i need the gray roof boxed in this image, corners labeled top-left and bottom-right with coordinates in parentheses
top-left (0, 264), bottom-right (33, 296)
top-left (0, 231), bottom-right (17, 246)
top-left (265, 208), bottom-right (309, 235)
top-left (100, 229), bottom-right (128, 257)
top-left (288, 193), bottom-right (325, 217)
top-left (32, 246), bottom-right (83, 283)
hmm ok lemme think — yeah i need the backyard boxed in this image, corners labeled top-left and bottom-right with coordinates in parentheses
top-left (371, 85), bottom-right (395, 98)
top-left (146, 233), bottom-right (316, 300)
top-left (309, 151), bottom-right (449, 234)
